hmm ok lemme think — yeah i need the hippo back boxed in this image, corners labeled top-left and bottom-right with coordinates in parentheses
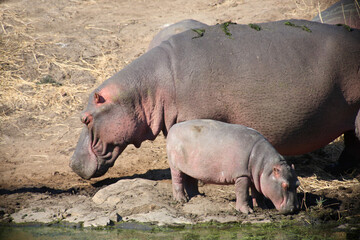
top-left (160, 20), bottom-right (360, 155)
top-left (148, 19), bottom-right (208, 50)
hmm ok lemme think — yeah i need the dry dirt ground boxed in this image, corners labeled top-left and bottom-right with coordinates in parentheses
top-left (1, 0), bottom-right (360, 228)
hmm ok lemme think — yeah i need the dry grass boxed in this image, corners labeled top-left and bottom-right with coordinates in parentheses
top-left (297, 138), bottom-right (359, 195)
top-left (0, 8), bottom-right (98, 128)
top-left (299, 175), bottom-right (359, 193)
top-left (289, 0), bottom-right (339, 19)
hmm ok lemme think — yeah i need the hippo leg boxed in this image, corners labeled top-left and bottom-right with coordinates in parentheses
top-left (170, 168), bottom-right (187, 202)
top-left (336, 130), bottom-right (360, 173)
top-left (184, 176), bottom-right (201, 199)
top-left (234, 177), bottom-right (253, 214)
top-left (250, 184), bottom-right (266, 209)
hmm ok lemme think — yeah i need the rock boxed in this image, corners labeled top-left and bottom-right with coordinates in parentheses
top-left (9, 178), bottom-right (283, 227)
top-left (200, 215), bottom-right (239, 223)
top-left (337, 224), bottom-right (349, 229)
top-left (12, 210), bottom-right (54, 224)
top-left (83, 216), bottom-right (111, 228)
top-left (92, 178), bottom-right (172, 217)
top-left (124, 208), bottom-right (192, 226)
top-left (109, 211), bottom-right (122, 222)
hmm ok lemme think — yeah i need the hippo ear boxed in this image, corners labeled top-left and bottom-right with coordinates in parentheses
top-left (273, 166), bottom-right (281, 178)
top-left (281, 182), bottom-right (289, 190)
top-left (291, 164), bottom-right (295, 170)
top-left (94, 92), bottom-right (106, 104)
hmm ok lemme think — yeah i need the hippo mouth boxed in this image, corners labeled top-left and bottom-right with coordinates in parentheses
top-left (277, 194), bottom-right (299, 215)
top-left (89, 128), bottom-right (126, 178)
top-left (70, 127), bottom-right (127, 179)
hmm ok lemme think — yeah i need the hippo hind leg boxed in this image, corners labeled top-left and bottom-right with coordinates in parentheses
top-left (184, 175), bottom-right (201, 199)
top-left (329, 130), bottom-right (360, 175)
top-left (170, 168), bottom-right (201, 202)
top-left (170, 168), bottom-right (187, 202)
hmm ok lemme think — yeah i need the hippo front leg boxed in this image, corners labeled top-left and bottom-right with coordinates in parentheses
top-left (170, 168), bottom-right (187, 202)
top-left (234, 177), bottom-right (253, 214)
top-left (250, 184), bottom-right (266, 209)
top-left (329, 130), bottom-right (360, 174)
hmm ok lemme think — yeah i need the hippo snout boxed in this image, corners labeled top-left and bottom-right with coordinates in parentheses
top-left (70, 127), bottom-right (98, 179)
top-left (279, 198), bottom-right (300, 215)
top-left (279, 205), bottom-right (298, 215)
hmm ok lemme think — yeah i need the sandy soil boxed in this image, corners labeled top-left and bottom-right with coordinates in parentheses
top-left (1, 0), bottom-right (359, 227)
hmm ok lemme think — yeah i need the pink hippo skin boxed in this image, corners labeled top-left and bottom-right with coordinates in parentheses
top-left (70, 20), bottom-right (360, 180)
top-left (166, 119), bottom-right (300, 214)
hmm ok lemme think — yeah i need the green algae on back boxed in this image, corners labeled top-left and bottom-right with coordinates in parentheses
top-left (248, 23), bottom-right (261, 31)
top-left (220, 21), bottom-right (237, 38)
top-left (336, 23), bottom-right (353, 32)
top-left (284, 21), bottom-right (312, 32)
top-left (191, 28), bottom-right (206, 39)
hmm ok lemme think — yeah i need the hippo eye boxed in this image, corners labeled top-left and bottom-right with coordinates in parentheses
top-left (94, 92), bottom-right (106, 104)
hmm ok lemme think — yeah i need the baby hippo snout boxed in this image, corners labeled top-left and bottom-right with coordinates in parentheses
top-left (279, 193), bottom-right (300, 215)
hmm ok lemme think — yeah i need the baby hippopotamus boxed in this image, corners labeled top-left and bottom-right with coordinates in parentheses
top-left (166, 119), bottom-right (300, 214)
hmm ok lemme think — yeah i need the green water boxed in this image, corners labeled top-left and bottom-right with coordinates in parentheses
top-left (0, 222), bottom-right (358, 240)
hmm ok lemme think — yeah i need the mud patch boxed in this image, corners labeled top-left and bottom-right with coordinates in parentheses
top-left (6, 177), bottom-right (360, 229)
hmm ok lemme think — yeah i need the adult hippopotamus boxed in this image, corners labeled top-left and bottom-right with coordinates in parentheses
top-left (312, 0), bottom-right (360, 29)
top-left (167, 119), bottom-right (300, 214)
top-left (148, 19), bottom-right (208, 50)
top-left (70, 19), bottom-right (360, 179)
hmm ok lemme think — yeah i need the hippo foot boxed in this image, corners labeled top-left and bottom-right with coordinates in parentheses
top-left (326, 152), bottom-right (360, 176)
top-left (173, 193), bottom-right (188, 203)
top-left (325, 161), bottom-right (359, 176)
top-left (327, 130), bottom-right (360, 175)
top-left (236, 204), bottom-right (254, 214)
top-left (252, 198), bottom-right (267, 209)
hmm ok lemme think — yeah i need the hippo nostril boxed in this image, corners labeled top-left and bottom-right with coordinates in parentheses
top-left (81, 116), bottom-right (88, 124)
top-left (80, 113), bottom-right (92, 125)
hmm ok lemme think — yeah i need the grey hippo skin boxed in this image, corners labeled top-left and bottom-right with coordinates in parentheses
top-left (148, 19), bottom-right (208, 50)
top-left (70, 19), bottom-right (360, 180)
top-left (312, 0), bottom-right (360, 29)
top-left (167, 119), bottom-right (300, 214)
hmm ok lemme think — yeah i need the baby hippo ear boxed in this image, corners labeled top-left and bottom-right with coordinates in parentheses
top-left (94, 92), bottom-right (106, 104)
top-left (273, 165), bottom-right (282, 178)
top-left (281, 181), bottom-right (289, 190)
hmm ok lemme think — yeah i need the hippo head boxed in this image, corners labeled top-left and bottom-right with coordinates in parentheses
top-left (70, 82), bottom-right (150, 179)
top-left (260, 161), bottom-right (300, 214)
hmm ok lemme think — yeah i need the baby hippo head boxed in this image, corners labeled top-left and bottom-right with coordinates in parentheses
top-left (261, 162), bottom-right (300, 214)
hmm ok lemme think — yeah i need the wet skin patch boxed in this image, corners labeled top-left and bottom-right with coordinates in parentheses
top-left (284, 21), bottom-right (312, 32)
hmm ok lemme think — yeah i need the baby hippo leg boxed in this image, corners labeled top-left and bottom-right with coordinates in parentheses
top-left (251, 185), bottom-right (266, 209)
top-left (235, 177), bottom-right (253, 214)
top-left (170, 168), bottom-right (187, 202)
top-left (184, 176), bottom-right (200, 198)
